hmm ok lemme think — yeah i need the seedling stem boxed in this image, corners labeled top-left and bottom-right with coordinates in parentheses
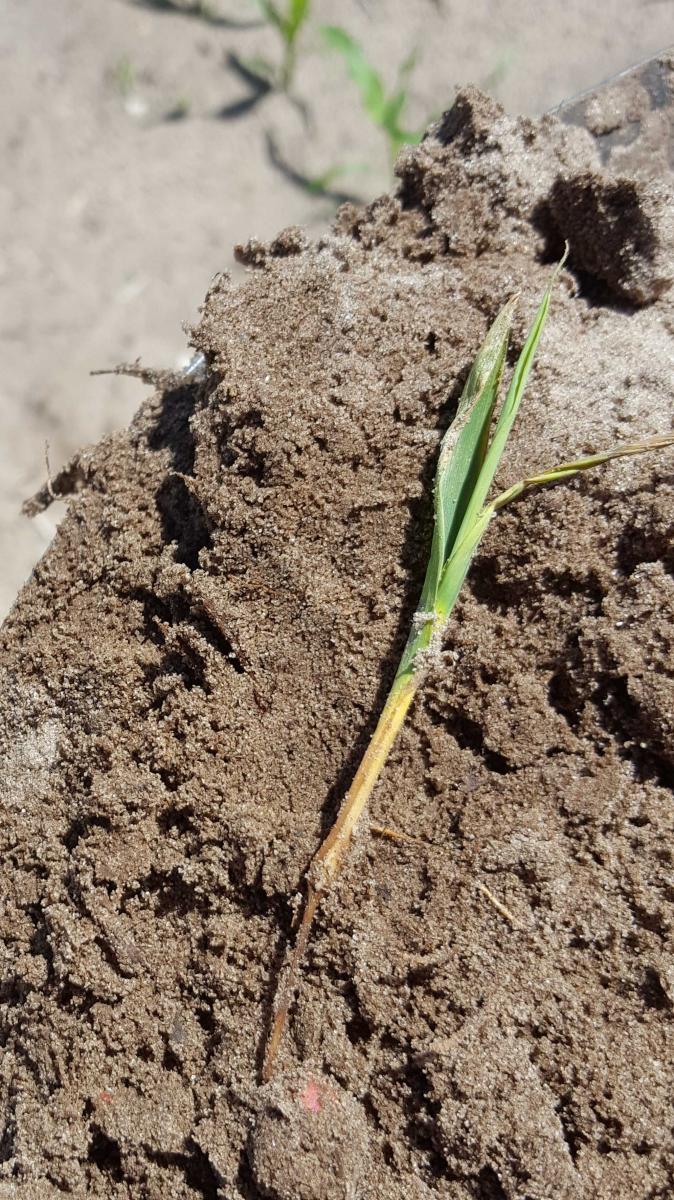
top-left (262, 260), bottom-right (674, 1081)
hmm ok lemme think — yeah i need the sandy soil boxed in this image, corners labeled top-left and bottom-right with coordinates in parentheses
top-left (1, 71), bottom-right (673, 1197)
top-left (2, 0), bottom-right (674, 617)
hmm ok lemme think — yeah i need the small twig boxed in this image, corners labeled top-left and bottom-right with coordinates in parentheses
top-left (372, 825), bottom-right (518, 924)
top-left (370, 823), bottom-right (426, 846)
top-left (90, 359), bottom-right (181, 389)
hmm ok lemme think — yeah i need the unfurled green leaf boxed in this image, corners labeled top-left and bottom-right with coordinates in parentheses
top-left (490, 431), bottom-right (674, 514)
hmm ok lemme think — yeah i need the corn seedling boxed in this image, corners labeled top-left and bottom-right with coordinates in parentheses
top-left (261, 257), bottom-right (674, 1080)
top-left (322, 26), bottom-right (423, 161)
top-left (254, 0), bottom-right (312, 92)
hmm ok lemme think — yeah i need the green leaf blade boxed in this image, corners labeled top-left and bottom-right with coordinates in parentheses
top-left (490, 430), bottom-right (674, 514)
top-left (398, 257), bottom-right (567, 682)
top-left (396, 297), bottom-right (518, 682)
top-left (417, 294), bottom-right (517, 615)
top-left (434, 505), bottom-right (493, 621)
top-left (382, 90), bottom-right (406, 131)
top-left (287, 0), bottom-right (310, 41)
top-left (455, 254), bottom-right (567, 539)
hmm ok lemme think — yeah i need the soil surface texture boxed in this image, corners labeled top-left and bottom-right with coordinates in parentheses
top-left (1, 87), bottom-right (674, 1199)
top-left (5, 0), bottom-right (674, 619)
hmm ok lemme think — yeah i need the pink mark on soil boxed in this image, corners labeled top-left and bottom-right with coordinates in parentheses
top-left (299, 1078), bottom-right (324, 1114)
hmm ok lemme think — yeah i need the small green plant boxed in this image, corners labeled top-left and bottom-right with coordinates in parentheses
top-left (322, 25), bottom-right (423, 161)
top-left (254, 0), bottom-right (312, 91)
top-left (262, 258), bottom-right (674, 1080)
top-left (111, 56), bottom-right (137, 99)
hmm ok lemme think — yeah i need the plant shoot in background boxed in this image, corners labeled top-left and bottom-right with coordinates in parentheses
top-left (261, 257), bottom-right (674, 1080)
top-left (322, 25), bottom-right (423, 160)
top-left (255, 0), bottom-right (312, 91)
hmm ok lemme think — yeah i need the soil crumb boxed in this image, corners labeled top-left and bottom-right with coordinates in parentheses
top-left (1, 86), bottom-right (673, 1199)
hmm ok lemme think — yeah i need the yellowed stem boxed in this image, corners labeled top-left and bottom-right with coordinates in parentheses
top-left (262, 671), bottom-right (418, 1081)
top-left (261, 430), bottom-right (674, 1081)
top-left (311, 673), bottom-right (418, 889)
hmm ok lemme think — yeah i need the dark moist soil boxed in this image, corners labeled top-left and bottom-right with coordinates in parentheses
top-left (2, 87), bottom-right (674, 1200)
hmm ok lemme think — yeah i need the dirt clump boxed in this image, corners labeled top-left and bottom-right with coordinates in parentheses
top-left (549, 172), bottom-right (674, 304)
top-left (1, 87), bottom-right (673, 1199)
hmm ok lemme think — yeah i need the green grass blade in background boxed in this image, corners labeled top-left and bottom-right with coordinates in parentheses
top-left (286, 0), bottom-right (310, 42)
top-left (258, 0), bottom-right (282, 33)
top-left (322, 26), bottom-right (424, 158)
top-left (384, 49), bottom-right (423, 151)
top-left (322, 26), bottom-right (386, 121)
top-left (382, 50), bottom-right (417, 128)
